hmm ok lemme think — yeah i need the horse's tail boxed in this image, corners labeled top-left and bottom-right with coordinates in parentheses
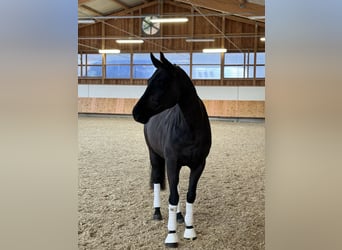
top-left (149, 165), bottom-right (166, 190)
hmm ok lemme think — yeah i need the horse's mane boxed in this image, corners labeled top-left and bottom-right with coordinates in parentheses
top-left (174, 65), bottom-right (196, 90)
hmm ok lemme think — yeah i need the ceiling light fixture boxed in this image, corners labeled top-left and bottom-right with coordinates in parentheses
top-left (98, 49), bottom-right (120, 54)
top-left (260, 37), bottom-right (265, 42)
top-left (150, 17), bottom-right (189, 23)
top-left (185, 38), bottom-right (215, 42)
top-left (202, 48), bottom-right (227, 53)
top-left (248, 16), bottom-right (265, 20)
top-left (116, 39), bottom-right (144, 44)
top-left (78, 19), bottom-right (96, 24)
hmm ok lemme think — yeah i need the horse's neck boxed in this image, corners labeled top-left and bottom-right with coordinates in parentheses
top-left (178, 81), bottom-right (205, 130)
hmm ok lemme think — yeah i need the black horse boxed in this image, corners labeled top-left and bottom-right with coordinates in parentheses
top-left (132, 52), bottom-right (211, 248)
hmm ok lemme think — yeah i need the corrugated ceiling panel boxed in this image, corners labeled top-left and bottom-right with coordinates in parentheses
top-left (123, 0), bottom-right (146, 7)
top-left (85, 0), bottom-right (123, 15)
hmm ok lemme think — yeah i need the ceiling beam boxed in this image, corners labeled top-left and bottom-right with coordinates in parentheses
top-left (225, 13), bottom-right (264, 26)
top-left (78, 0), bottom-right (94, 5)
top-left (175, 0), bottom-right (264, 16)
top-left (78, 33), bottom-right (265, 40)
top-left (180, 1), bottom-right (265, 26)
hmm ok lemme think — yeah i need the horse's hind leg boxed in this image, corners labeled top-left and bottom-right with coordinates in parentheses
top-left (153, 183), bottom-right (162, 220)
top-left (149, 150), bottom-right (165, 220)
top-left (184, 161), bottom-right (206, 240)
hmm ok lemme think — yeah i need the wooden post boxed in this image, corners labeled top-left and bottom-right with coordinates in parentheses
top-left (101, 21), bottom-right (105, 84)
top-left (220, 16), bottom-right (225, 86)
top-left (190, 7), bottom-right (194, 79)
top-left (253, 22), bottom-right (258, 86)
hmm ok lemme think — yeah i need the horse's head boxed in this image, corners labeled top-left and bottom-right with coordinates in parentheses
top-left (133, 52), bottom-right (181, 124)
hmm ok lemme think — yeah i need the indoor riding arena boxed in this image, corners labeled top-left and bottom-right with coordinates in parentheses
top-left (78, 0), bottom-right (265, 249)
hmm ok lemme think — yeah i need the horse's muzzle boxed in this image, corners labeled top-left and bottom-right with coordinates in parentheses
top-left (132, 105), bottom-right (149, 124)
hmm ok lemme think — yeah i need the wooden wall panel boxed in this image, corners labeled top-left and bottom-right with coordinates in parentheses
top-left (78, 98), bottom-right (138, 114)
top-left (203, 100), bottom-right (237, 117)
top-left (242, 22), bottom-right (256, 49)
top-left (78, 22), bottom-right (103, 51)
top-left (257, 25), bottom-right (265, 49)
top-left (162, 8), bottom-right (190, 37)
top-left (139, 5), bottom-right (159, 17)
top-left (237, 101), bottom-right (265, 118)
top-left (78, 98), bottom-right (265, 118)
top-left (225, 19), bottom-right (242, 50)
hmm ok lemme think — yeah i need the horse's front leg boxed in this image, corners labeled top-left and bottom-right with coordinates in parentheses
top-left (165, 162), bottom-right (181, 248)
top-left (149, 150), bottom-right (165, 221)
top-left (184, 161), bottom-right (205, 240)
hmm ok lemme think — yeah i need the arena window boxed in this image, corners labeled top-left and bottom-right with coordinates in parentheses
top-left (132, 53), bottom-right (157, 79)
top-left (192, 53), bottom-right (221, 80)
top-left (224, 52), bottom-right (265, 79)
top-left (105, 53), bottom-right (130, 79)
top-left (78, 53), bottom-right (102, 77)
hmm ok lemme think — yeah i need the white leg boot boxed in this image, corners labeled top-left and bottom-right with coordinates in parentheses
top-left (184, 202), bottom-right (197, 240)
top-left (153, 184), bottom-right (162, 220)
top-left (164, 204), bottom-right (179, 248)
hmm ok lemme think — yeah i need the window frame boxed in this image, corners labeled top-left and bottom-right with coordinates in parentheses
top-left (223, 51), bottom-right (265, 79)
top-left (78, 51), bottom-right (265, 80)
top-left (191, 53), bottom-right (221, 80)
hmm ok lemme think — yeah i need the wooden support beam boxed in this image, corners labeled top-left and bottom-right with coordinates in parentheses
top-left (176, 0), bottom-right (264, 26)
top-left (78, 0), bottom-right (93, 5)
top-left (175, 0), bottom-right (264, 16)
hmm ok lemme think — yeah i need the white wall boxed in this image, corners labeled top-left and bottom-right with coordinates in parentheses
top-left (78, 84), bottom-right (265, 101)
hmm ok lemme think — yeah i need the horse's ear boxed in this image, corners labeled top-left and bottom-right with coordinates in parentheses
top-left (160, 52), bottom-right (174, 69)
top-left (151, 53), bottom-right (163, 68)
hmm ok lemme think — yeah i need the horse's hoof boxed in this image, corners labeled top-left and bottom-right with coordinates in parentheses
top-left (153, 213), bottom-right (162, 220)
top-left (165, 232), bottom-right (179, 248)
top-left (153, 208), bottom-right (162, 220)
top-left (176, 212), bottom-right (184, 223)
top-left (184, 236), bottom-right (197, 241)
top-left (184, 226), bottom-right (197, 240)
top-left (165, 242), bottom-right (178, 248)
